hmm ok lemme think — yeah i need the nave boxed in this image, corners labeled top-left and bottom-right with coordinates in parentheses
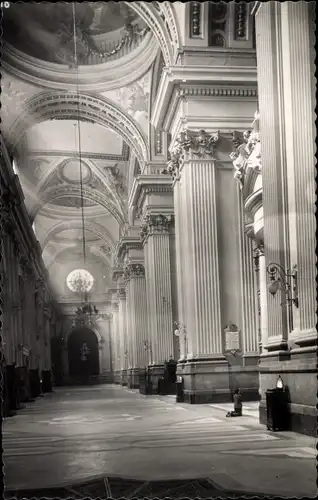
top-left (3, 385), bottom-right (316, 498)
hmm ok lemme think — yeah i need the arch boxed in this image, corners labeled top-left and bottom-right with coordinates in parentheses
top-left (30, 185), bottom-right (126, 225)
top-left (42, 220), bottom-right (116, 252)
top-left (8, 92), bottom-right (150, 168)
top-left (126, 2), bottom-right (180, 66)
top-left (67, 327), bottom-right (100, 380)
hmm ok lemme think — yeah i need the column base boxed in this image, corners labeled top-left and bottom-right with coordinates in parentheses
top-left (120, 369), bottom-right (128, 386)
top-left (258, 347), bottom-right (317, 436)
top-left (114, 370), bottom-right (122, 384)
top-left (176, 359), bottom-right (260, 404)
top-left (127, 368), bottom-right (140, 389)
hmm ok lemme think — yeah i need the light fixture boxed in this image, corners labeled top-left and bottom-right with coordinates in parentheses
top-left (266, 263), bottom-right (298, 308)
top-left (276, 375), bottom-right (284, 390)
top-left (71, 4), bottom-right (99, 329)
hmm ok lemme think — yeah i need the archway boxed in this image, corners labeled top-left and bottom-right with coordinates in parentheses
top-left (67, 327), bottom-right (100, 382)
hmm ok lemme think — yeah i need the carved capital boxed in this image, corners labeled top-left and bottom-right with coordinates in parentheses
top-left (140, 214), bottom-right (174, 241)
top-left (123, 263), bottom-right (145, 282)
top-left (165, 129), bottom-right (220, 181)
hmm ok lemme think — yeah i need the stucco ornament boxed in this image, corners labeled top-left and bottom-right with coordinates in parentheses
top-left (230, 111), bottom-right (262, 189)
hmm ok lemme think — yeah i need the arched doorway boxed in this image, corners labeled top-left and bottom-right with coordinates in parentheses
top-left (67, 328), bottom-right (100, 383)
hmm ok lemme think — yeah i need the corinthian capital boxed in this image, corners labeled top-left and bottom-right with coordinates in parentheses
top-left (140, 214), bottom-right (174, 241)
top-left (123, 263), bottom-right (145, 282)
top-left (165, 129), bottom-right (220, 180)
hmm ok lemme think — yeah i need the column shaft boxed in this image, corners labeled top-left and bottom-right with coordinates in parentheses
top-left (143, 216), bottom-right (174, 364)
top-left (238, 196), bottom-right (259, 356)
top-left (181, 159), bottom-right (223, 357)
top-left (258, 251), bottom-right (268, 352)
top-left (174, 182), bottom-right (186, 359)
top-left (281, 2), bottom-right (315, 338)
top-left (255, 3), bottom-right (288, 345)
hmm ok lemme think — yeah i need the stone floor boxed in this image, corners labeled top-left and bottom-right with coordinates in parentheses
top-left (3, 384), bottom-right (317, 497)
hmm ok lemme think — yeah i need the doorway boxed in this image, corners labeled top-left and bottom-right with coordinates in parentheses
top-left (67, 328), bottom-right (100, 383)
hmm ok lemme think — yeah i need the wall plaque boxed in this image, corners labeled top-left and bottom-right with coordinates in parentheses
top-left (224, 323), bottom-right (241, 352)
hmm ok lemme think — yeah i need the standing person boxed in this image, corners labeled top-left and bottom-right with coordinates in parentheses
top-left (226, 389), bottom-right (243, 417)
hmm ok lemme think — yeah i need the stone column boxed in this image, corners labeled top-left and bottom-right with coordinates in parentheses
top-left (1, 218), bottom-right (15, 365)
top-left (124, 263), bottom-right (148, 388)
top-left (237, 197), bottom-right (259, 365)
top-left (255, 2), bottom-right (289, 352)
top-left (117, 284), bottom-right (128, 385)
top-left (169, 130), bottom-right (231, 403)
top-left (141, 214), bottom-right (174, 377)
top-left (280, 1), bottom-right (316, 348)
top-left (171, 130), bottom-right (224, 359)
top-left (173, 181), bottom-right (187, 361)
top-left (110, 296), bottom-right (120, 383)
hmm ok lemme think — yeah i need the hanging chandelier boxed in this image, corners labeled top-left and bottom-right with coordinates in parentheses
top-left (71, 3), bottom-right (99, 329)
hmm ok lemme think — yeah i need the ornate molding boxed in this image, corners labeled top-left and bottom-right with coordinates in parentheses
top-left (123, 263), bottom-right (145, 282)
top-left (165, 129), bottom-right (220, 180)
top-left (177, 87), bottom-right (258, 98)
top-left (190, 2), bottom-right (202, 38)
top-left (229, 110), bottom-right (261, 190)
top-left (235, 3), bottom-right (248, 40)
top-left (8, 92), bottom-right (149, 168)
top-left (140, 214), bottom-right (174, 242)
top-left (30, 184), bottom-right (125, 225)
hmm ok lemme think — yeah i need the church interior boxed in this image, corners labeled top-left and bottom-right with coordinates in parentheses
top-left (0, 2), bottom-right (316, 498)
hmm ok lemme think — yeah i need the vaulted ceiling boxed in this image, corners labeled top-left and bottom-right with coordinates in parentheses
top-left (1, 2), bottom-right (160, 309)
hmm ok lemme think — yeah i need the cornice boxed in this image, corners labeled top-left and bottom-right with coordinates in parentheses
top-left (116, 236), bottom-right (143, 261)
top-left (128, 175), bottom-right (173, 210)
top-left (2, 33), bottom-right (157, 92)
top-left (151, 65), bottom-right (258, 130)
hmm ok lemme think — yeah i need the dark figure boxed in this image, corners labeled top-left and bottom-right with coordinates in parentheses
top-left (226, 389), bottom-right (243, 417)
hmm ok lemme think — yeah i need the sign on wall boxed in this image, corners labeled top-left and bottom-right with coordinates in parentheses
top-left (224, 323), bottom-right (241, 352)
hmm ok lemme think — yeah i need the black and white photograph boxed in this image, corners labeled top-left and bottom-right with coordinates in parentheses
top-left (0, 1), bottom-right (316, 498)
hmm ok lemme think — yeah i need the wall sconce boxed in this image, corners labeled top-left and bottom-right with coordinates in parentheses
top-left (266, 263), bottom-right (298, 308)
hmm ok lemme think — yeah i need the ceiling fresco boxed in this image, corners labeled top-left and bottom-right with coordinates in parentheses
top-left (1, 1), bottom-right (162, 305)
top-left (2, 2), bottom-right (141, 66)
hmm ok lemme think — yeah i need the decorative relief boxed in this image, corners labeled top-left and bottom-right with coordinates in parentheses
top-left (163, 129), bottom-right (220, 180)
top-left (123, 263), bottom-right (145, 282)
top-left (208, 2), bottom-right (228, 47)
top-left (140, 214), bottom-right (174, 242)
top-left (99, 245), bottom-right (113, 257)
top-left (190, 2), bottom-right (202, 37)
top-left (104, 164), bottom-right (127, 198)
top-left (229, 111), bottom-right (261, 189)
top-left (235, 3), bottom-right (248, 40)
top-left (155, 129), bottom-right (163, 155)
